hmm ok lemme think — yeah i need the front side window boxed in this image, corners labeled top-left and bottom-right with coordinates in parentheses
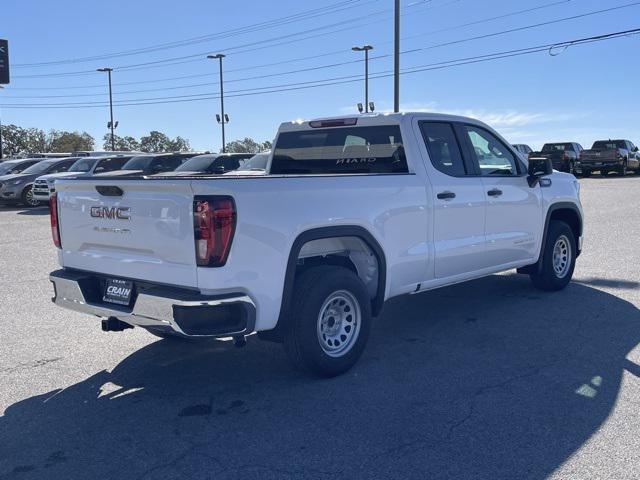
top-left (464, 126), bottom-right (518, 176)
top-left (271, 125), bottom-right (408, 175)
top-left (69, 158), bottom-right (98, 173)
top-left (420, 122), bottom-right (466, 176)
top-left (49, 160), bottom-right (75, 174)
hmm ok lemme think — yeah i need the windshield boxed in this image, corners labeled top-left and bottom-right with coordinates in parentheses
top-left (542, 143), bottom-right (571, 152)
top-left (21, 160), bottom-right (58, 175)
top-left (122, 156), bottom-right (153, 170)
top-left (238, 153), bottom-right (269, 171)
top-left (68, 158), bottom-right (98, 172)
top-left (175, 155), bottom-right (215, 172)
top-left (0, 162), bottom-right (21, 175)
top-left (592, 140), bottom-right (625, 150)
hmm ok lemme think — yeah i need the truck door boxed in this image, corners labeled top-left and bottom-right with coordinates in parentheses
top-left (458, 124), bottom-right (543, 266)
top-left (417, 121), bottom-right (488, 279)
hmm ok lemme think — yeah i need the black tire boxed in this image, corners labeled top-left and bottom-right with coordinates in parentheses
top-left (600, 170), bottom-right (609, 177)
top-left (283, 266), bottom-right (371, 377)
top-left (582, 170), bottom-right (591, 178)
top-left (530, 220), bottom-right (576, 291)
top-left (618, 161), bottom-right (627, 176)
top-left (21, 185), bottom-right (41, 208)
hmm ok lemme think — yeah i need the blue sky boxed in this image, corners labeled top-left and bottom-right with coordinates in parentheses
top-left (1, 0), bottom-right (639, 151)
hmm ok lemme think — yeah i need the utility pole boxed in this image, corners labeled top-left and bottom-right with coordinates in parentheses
top-left (352, 45), bottom-right (373, 112)
top-left (97, 68), bottom-right (115, 150)
top-left (207, 54), bottom-right (228, 153)
top-left (394, 0), bottom-right (400, 113)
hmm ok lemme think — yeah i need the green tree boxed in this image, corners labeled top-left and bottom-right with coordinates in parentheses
top-left (223, 137), bottom-right (272, 154)
top-left (46, 130), bottom-right (94, 153)
top-left (140, 131), bottom-right (191, 153)
top-left (103, 133), bottom-right (141, 152)
top-left (167, 136), bottom-right (191, 152)
top-left (0, 124), bottom-right (46, 156)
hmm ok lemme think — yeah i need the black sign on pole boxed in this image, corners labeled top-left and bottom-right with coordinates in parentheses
top-left (0, 39), bottom-right (9, 84)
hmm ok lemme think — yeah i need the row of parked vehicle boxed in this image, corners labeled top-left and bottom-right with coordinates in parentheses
top-left (0, 151), bottom-right (270, 207)
top-left (512, 139), bottom-right (640, 177)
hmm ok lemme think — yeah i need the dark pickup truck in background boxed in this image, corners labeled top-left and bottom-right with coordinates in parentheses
top-left (529, 142), bottom-right (583, 175)
top-left (579, 139), bottom-right (640, 176)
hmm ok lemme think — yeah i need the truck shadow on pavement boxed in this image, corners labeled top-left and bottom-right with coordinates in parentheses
top-left (1, 274), bottom-right (639, 479)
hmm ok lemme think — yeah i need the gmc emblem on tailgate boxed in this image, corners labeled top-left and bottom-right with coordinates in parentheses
top-left (90, 206), bottom-right (131, 220)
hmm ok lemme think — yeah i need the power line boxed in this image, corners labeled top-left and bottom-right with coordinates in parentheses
top-left (3, 28), bottom-right (638, 109)
top-left (7, 0), bottom-right (639, 98)
top-left (12, 0), bottom-right (375, 68)
top-left (13, 0), bottom-right (638, 83)
top-left (11, 0), bottom-right (440, 78)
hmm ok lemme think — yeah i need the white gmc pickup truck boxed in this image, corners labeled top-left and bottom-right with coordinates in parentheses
top-left (49, 113), bottom-right (583, 377)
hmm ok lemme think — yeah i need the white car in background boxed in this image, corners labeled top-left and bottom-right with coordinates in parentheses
top-left (33, 156), bottom-right (133, 202)
top-left (223, 152), bottom-right (271, 176)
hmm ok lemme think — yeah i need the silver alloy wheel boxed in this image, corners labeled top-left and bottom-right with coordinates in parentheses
top-left (24, 186), bottom-right (40, 207)
top-left (317, 290), bottom-right (361, 358)
top-left (552, 235), bottom-right (572, 279)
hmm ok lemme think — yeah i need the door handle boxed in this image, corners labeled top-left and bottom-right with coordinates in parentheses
top-left (487, 189), bottom-right (503, 197)
top-left (437, 191), bottom-right (456, 200)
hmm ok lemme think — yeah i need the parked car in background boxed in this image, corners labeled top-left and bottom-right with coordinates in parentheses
top-left (579, 139), bottom-right (640, 176)
top-left (49, 112), bottom-right (583, 377)
top-left (529, 143), bottom-right (583, 175)
top-left (157, 153), bottom-right (255, 176)
top-left (33, 155), bottom-right (133, 202)
top-left (0, 158), bottom-right (44, 176)
top-left (94, 153), bottom-right (198, 177)
top-left (0, 157), bottom-right (80, 207)
top-left (512, 144), bottom-right (533, 158)
top-left (72, 151), bottom-right (144, 157)
top-left (223, 152), bottom-right (271, 176)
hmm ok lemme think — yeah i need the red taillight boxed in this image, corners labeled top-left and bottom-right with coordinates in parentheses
top-left (193, 197), bottom-right (236, 267)
top-left (50, 192), bottom-right (61, 249)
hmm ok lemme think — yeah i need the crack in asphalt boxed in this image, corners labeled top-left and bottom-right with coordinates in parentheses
top-left (0, 357), bottom-right (63, 374)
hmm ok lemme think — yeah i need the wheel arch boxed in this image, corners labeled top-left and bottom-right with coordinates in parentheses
top-left (275, 226), bottom-right (387, 334)
top-left (542, 202), bottom-right (583, 259)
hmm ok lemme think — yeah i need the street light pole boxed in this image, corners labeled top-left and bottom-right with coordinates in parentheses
top-left (97, 68), bottom-right (115, 151)
top-left (207, 54), bottom-right (227, 153)
top-left (394, 0), bottom-right (400, 113)
top-left (352, 45), bottom-right (373, 112)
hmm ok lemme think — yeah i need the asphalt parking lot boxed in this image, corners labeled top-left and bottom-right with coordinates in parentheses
top-left (1, 177), bottom-right (639, 480)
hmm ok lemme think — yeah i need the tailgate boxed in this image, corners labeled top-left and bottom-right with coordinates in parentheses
top-left (57, 179), bottom-right (198, 287)
top-left (581, 150), bottom-right (616, 163)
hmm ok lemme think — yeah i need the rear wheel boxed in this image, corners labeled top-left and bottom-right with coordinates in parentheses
top-left (21, 185), bottom-right (41, 208)
top-left (530, 220), bottom-right (576, 291)
top-left (283, 266), bottom-right (371, 377)
top-left (581, 170), bottom-right (591, 178)
top-left (600, 170), bottom-right (609, 177)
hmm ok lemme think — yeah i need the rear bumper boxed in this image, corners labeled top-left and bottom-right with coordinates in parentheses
top-left (49, 269), bottom-right (256, 338)
top-left (579, 159), bottom-right (623, 169)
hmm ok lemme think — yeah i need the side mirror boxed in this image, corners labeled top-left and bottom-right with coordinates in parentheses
top-left (527, 158), bottom-right (553, 187)
top-left (633, 147), bottom-right (639, 153)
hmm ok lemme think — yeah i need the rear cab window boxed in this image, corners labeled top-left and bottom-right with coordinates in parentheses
top-left (271, 125), bottom-right (408, 175)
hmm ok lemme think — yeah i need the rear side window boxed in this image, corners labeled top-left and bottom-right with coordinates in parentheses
top-left (271, 126), bottom-right (408, 174)
top-left (419, 122), bottom-right (466, 176)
